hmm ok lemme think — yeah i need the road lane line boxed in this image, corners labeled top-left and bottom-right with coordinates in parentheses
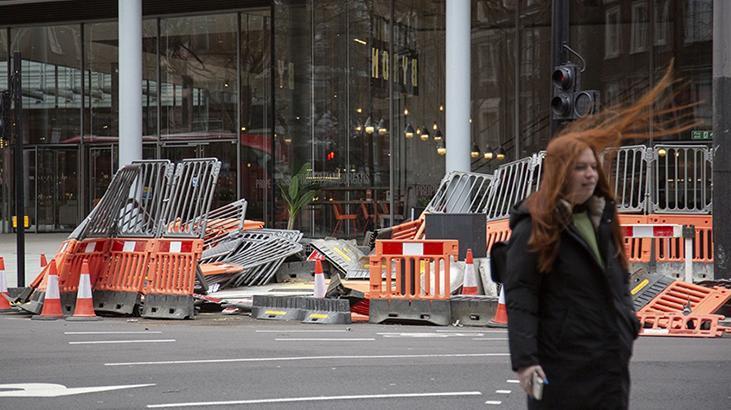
top-left (255, 329), bottom-right (348, 333)
top-left (496, 390), bottom-right (511, 394)
top-left (506, 380), bottom-right (519, 384)
top-left (435, 330), bottom-right (507, 333)
top-left (69, 339), bottom-right (176, 345)
top-left (106, 353), bottom-right (510, 366)
top-left (147, 391), bottom-right (483, 408)
top-left (64, 331), bottom-right (163, 335)
top-left (274, 338), bottom-right (375, 341)
top-left (471, 338), bottom-right (509, 341)
top-left (485, 400), bottom-right (502, 405)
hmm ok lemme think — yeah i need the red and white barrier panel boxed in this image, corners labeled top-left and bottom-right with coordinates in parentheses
top-left (622, 224), bottom-right (682, 238)
top-left (621, 223), bottom-right (693, 283)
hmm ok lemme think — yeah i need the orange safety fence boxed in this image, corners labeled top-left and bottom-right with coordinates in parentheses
top-left (486, 218), bottom-right (511, 252)
top-left (28, 239), bottom-right (77, 293)
top-left (58, 238), bottom-right (110, 295)
top-left (144, 239), bottom-right (203, 296)
top-left (619, 215), bottom-right (650, 263)
top-left (368, 239), bottom-right (458, 300)
top-left (638, 280), bottom-right (731, 315)
top-left (94, 239), bottom-right (153, 294)
top-left (391, 218), bottom-right (424, 240)
top-left (638, 312), bottom-right (729, 338)
top-left (648, 214), bottom-right (713, 264)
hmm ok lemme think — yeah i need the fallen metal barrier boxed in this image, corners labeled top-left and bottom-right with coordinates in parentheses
top-left (203, 198), bottom-right (248, 250)
top-left (80, 165), bottom-right (141, 240)
top-left (117, 160), bottom-right (175, 238)
top-left (424, 171), bottom-right (496, 214)
top-left (163, 158), bottom-right (221, 238)
top-left (310, 239), bottom-right (369, 279)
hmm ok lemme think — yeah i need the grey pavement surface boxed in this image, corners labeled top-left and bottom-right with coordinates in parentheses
top-left (0, 313), bottom-right (729, 409)
top-left (0, 233), bottom-right (69, 287)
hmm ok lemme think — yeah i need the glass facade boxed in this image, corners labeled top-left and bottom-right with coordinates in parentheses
top-left (0, 0), bottom-right (715, 236)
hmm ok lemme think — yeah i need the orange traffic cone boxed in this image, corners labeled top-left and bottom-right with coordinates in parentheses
top-left (31, 259), bottom-right (64, 320)
top-left (461, 249), bottom-right (479, 295)
top-left (40, 253), bottom-right (48, 267)
top-left (487, 286), bottom-right (508, 328)
top-left (66, 260), bottom-right (101, 321)
top-left (0, 257), bottom-right (13, 312)
top-left (313, 259), bottom-right (326, 298)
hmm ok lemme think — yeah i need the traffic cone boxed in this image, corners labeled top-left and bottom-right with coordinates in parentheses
top-left (66, 260), bottom-right (101, 321)
top-left (31, 259), bottom-right (64, 320)
top-left (40, 253), bottom-right (48, 267)
top-left (0, 257), bottom-right (13, 312)
top-left (313, 259), bottom-right (326, 298)
top-left (461, 249), bottom-right (479, 295)
top-left (487, 286), bottom-right (508, 328)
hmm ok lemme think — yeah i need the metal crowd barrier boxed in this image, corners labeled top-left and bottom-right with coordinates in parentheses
top-left (424, 171), bottom-right (496, 214)
top-left (603, 145), bottom-right (649, 213)
top-left (203, 198), bottom-right (248, 250)
top-left (651, 145), bottom-right (712, 214)
top-left (484, 153), bottom-right (543, 221)
top-left (80, 165), bottom-right (141, 239)
top-left (163, 158), bottom-right (221, 238)
top-left (117, 160), bottom-right (175, 238)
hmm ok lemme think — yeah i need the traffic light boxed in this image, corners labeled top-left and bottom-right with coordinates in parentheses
top-left (550, 64), bottom-right (600, 120)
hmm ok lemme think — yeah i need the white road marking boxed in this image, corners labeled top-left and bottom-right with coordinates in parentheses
top-left (0, 383), bottom-right (154, 398)
top-left (435, 329), bottom-right (507, 333)
top-left (506, 380), bottom-right (520, 384)
top-left (69, 339), bottom-right (175, 345)
top-left (471, 338), bottom-right (509, 341)
top-left (64, 331), bottom-right (162, 335)
top-left (378, 332), bottom-right (494, 338)
top-left (147, 391), bottom-right (483, 408)
top-left (485, 400), bottom-right (502, 405)
top-left (255, 329), bottom-right (348, 333)
top-left (274, 338), bottom-right (375, 341)
top-left (496, 390), bottom-right (511, 394)
top-left (105, 353), bottom-right (510, 367)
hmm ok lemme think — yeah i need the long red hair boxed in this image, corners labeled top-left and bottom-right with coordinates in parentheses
top-left (526, 63), bottom-right (699, 273)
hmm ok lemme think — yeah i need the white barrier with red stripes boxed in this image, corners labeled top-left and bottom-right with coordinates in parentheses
top-left (622, 223), bottom-right (692, 282)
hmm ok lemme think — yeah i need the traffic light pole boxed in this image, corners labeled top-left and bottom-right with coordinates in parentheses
top-left (550, 0), bottom-right (569, 138)
top-left (713, 0), bottom-right (731, 279)
top-left (12, 52), bottom-right (25, 287)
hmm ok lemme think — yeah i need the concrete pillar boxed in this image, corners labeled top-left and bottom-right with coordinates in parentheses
top-left (445, 0), bottom-right (470, 173)
top-left (118, 0), bottom-right (142, 168)
top-left (713, 0), bottom-right (731, 278)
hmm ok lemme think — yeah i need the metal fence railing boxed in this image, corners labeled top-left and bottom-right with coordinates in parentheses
top-left (650, 145), bottom-right (713, 214)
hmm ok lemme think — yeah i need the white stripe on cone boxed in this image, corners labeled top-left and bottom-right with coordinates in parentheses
top-left (77, 273), bottom-right (92, 299)
top-left (462, 262), bottom-right (478, 295)
top-left (46, 274), bottom-right (60, 299)
top-left (0, 269), bottom-right (7, 293)
top-left (498, 287), bottom-right (505, 304)
top-left (314, 273), bottom-right (326, 298)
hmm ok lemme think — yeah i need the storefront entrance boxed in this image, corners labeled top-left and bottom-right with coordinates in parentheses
top-left (24, 146), bottom-right (79, 232)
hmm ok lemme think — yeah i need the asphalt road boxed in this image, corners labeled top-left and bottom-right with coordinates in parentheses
top-left (0, 312), bottom-right (729, 409)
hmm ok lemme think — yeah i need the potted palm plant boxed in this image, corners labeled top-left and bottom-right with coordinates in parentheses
top-left (279, 162), bottom-right (319, 230)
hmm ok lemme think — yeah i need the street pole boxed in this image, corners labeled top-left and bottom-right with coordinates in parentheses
top-left (12, 52), bottom-right (25, 287)
top-left (713, 0), bottom-right (731, 279)
top-left (549, 0), bottom-right (569, 138)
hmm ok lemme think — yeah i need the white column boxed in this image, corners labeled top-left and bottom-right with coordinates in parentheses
top-left (445, 0), bottom-right (471, 173)
top-left (118, 0), bottom-right (143, 168)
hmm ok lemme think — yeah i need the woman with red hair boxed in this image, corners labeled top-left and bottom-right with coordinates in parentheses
top-left (504, 65), bottom-right (697, 409)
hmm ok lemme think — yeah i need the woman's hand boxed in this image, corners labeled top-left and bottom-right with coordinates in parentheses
top-left (517, 365), bottom-right (546, 397)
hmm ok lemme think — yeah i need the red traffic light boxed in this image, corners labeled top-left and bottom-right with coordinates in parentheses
top-left (552, 66), bottom-right (576, 90)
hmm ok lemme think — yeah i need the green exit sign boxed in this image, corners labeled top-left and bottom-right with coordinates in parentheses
top-left (691, 130), bottom-right (713, 140)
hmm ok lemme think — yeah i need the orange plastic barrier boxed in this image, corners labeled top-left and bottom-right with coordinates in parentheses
top-left (368, 239), bottom-right (458, 300)
top-left (145, 239), bottom-right (203, 296)
top-left (243, 220), bottom-right (265, 231)
top-left (28, 240), bottom-right (77, 293)
top-left (391, 218), bottom-right (424, 240)
top-left (59, 239), bottom-right (110, 295)
top-left (619, 215), bottom-right (651, 263)
top-left (94, 239), bottom-right (153, 295)
top-left (638, 312), bottom-right (727, 338)
top-left (638, 280), bottom-right (731, 315)
top-left (648, 214), bottom-right (713, 263)
top-left (486, 218), bottom-right (511, 253)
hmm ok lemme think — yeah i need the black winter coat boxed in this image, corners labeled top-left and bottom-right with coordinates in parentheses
top-left (504, 196), bottom-right (641, 410)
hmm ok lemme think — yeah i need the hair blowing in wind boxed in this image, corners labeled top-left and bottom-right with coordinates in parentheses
top-left (525, 62), bottom-right (700, 273)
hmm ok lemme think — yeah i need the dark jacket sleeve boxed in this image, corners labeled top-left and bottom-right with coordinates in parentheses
top-left (504, 218), bottom-right (543, 371)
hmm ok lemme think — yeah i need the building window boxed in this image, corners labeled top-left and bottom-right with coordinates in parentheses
top-left (654, 0), bottom-right (669, 46)
top-left (479, 42), bottom-right (496, 83)
top-left (684, 0), bottom-right (712, 44)
top-left (630, 1), bottom-right (648, 54)
top-left (604, 6), bottom-right (620, 59)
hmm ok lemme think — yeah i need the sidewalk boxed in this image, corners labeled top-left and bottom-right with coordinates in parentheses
top-left (0, 233), bottom-right (69, 287)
